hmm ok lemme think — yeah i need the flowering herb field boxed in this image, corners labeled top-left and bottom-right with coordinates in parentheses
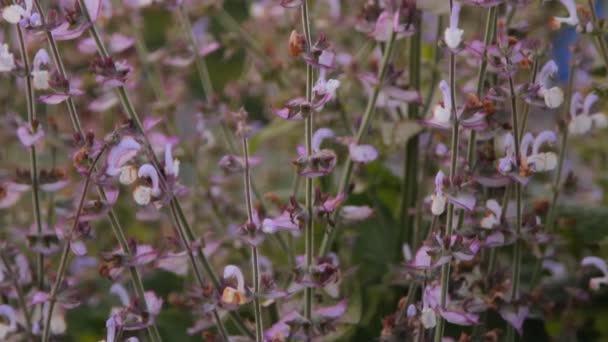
top-left (1, 0), bottom-right (608, 341)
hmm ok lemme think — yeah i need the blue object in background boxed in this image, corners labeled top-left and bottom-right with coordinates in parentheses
top-left (552, 0), bottom-right (605, 81)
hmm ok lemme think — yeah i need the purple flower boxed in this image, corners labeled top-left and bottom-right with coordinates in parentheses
top-left (0, 181), bottom-right (29, 209)
top-left (105, 136), bottom-right (142, 177)
top-left (349, 143), bottom-right (378, 163)
top-left (339, 205), bottom-right (374, 223)
top-left (581, 256), bottom-right (608, 290)
top-left (499, 304), bottom-right (529, 335)
top-left (221, 265), bottom-right (249, 305)
top-left (293, 128), bottom-right (337, 177)
top-left (0, 304), bottom-right (17, 339)
top-left (568, 92), bottom-right (607, 135)
top-left (262, 211), bottom-right (301, 235)
top-left (106, 283), bottom-right (163, 336)
top-left (444, 2), bottom-right (464, 49)
top-left (51, 0), bottom-right (102, 41)
top-left (32, 49), bottom-right (51, 90)
top-left (537, 60), bottom-right (563, 109)
top-left (17, 122), bottom-right (45, 147)
top-left (498, 130), bottom-right (558, 180)
top-left (480, 199), bottom-right (502, 229)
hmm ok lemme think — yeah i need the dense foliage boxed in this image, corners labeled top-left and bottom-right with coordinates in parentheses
top-left (1, 0), bottom-right (608, 341)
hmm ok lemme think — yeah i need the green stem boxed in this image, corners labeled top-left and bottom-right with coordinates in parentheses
top-left (15, 18), bottom-right (45, 293)
top-left (466, 6), bottom-right (497, 166)
top-left (421, 16), bottom-right (444, 116)
top-left (434, 5), bottom-right (459, 338)
top-left (546, 61), bottom-right (576, 232)
top-left (318, 29), bottom-right (398, 256)
top-left (518, 57), bottom-right (540, 134)
top-left (78, 1), bottom-right (253, 336)
top-left (176, 4), bottom-right (214, 102)
top-left (33, 2), bottom-right (162, 339)
top-left (241, 136), bottom-right (264, 342)
top-left (587, 0), bottom-right (608, 69)
top-left (42, 147), bottom-right (105, 342)
top-left (300, 0), bottom-right (315, 328)
top-left (131, 15), bottom-right (167, 101)
top-left (398, 12), bottom-right (421, 249)
top-left (507, 60), bottom-right (524, 342)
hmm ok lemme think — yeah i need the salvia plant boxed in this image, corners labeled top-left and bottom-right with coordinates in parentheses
top-left (1, 0), bottom-right (608, 341)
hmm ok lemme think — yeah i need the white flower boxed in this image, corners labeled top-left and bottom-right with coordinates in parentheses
top-left (313, 77), bottom-right (340, 107)
top-left (430, 170), bottom-right (447, 216)
top-left (480, 199), bottom-right (502, 229)
top-left (2, 0), bottom-right (40, 27)
top-left (0, 43), bottom-right (15, 72)
top-left (133, 164), bottom-right (161, 206)
top-left (32, 49), bottom-right (51, 90)
top-left (427, 80), bottom-right (453, 128)
top-left (538, 60), bottom-right (563, 109)
top-left (119, 165), bottom-right (138, 185)
top-left (542, 87), bottom-right (563, 109)
top-left (2, 4), bottom-right (26, 23)
top-left (106, 136), bottom-right (141, 176)
top-left (421, 307), bottom-right (437, 329)
top-left (568, 92), bottom-right (607, 135)
top-left (164, 144), bottom-right (180, 178)
top-left (32, 70), bottom-right (49, 89)
top-left (569, 115), bottom-right (592, 135)
top-left (553, 0), bottom-right (579, 27)
top-left (221, 265), bottom-right (248, 305)
top-left (444, 2), bottom-right (463, 49)
top-left (521, 131), bottom-right (558, 172)
top-left (133, 185), bottom-right (152, 206)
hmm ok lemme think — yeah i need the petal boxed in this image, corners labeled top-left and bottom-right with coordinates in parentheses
top-left (581, 256), bottom-right (608, 276)
top-left (446, 193), bottom-right (476, 212)
top-left (2, 5), bottom-right (25, 24)
top-left (17, 124), bottom-right (45, 147)
top-left (39, 93), bottom-right (70, 104)
top-left (499, 305), bottom-right (529, 335)
top-left (439, 309), bottom-right (479, 326)
top-left (311, 128), bottom-right (334, 151)
top-left (314, 300), bottom-right (347, 319)
top-left (349, 143), bottom-right (378, 163)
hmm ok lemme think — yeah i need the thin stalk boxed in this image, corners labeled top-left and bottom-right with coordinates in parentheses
top-left (506, 59), bottom-right (524, 342)
top-left (300, 0), bottom-right (316, 329)
top-left (421, 16), bottom-right (444, 116)
top-left (587, 0), bottom-right (608, 69)
top-left (546, 60), bottom-right (576, 232)
top-left (398, 12), bottom-right (421, 249)
top-left (216, 9), bottom-right (266, 60)
top-left (0, 252), bottom-right (32, 333)
top-left (42, 147), bottom-right (105, 342)
top-left (466, 6), bottom-right (497, 165)
top-left (434, 3), bottom-right (459, 339)
top-left (241, 136), bottom-right (264, 342)
top-left (518, 57), bottom-right (540, 134)
top-left (15, 20), bottom-right (45, 293)
top-left (176, 4), bottom-right (214, 102)
top-left (77, 1), bottom-right (253, 337)
top-left (131, 15), bottom-right (167, 101)
top-left (318, 29), bottom-right (398, 256)
top-left (33, 2), bottom-right (162, 339)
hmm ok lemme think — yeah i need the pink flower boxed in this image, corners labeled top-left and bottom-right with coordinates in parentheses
top-left (17, 123), bottom-right (45, 147)
top-left (105, 136), bottom-right (142, 177)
